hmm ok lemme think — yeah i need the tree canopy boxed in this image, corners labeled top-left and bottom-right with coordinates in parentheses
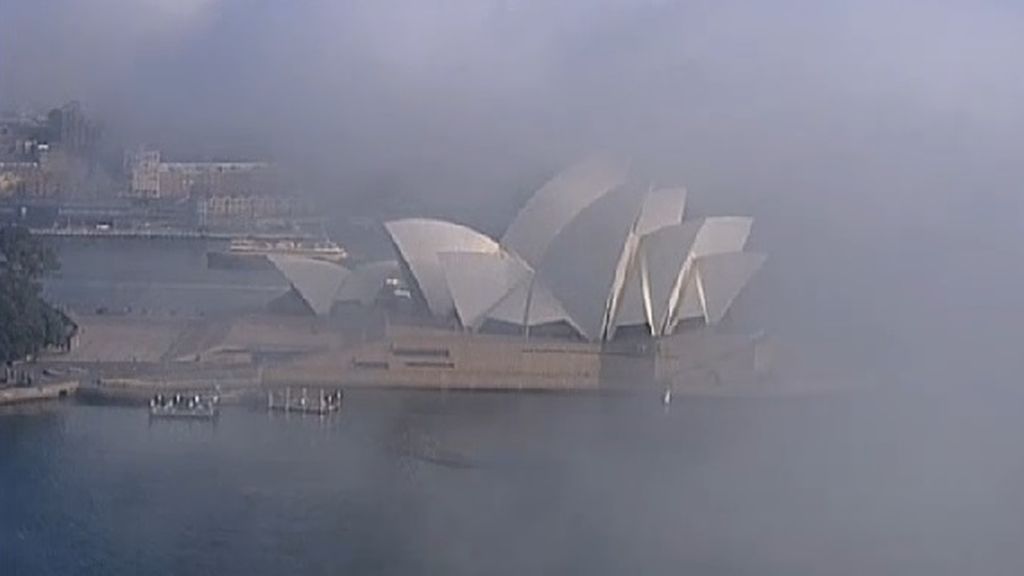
top-left (0, 226), bottom-right (73, 363)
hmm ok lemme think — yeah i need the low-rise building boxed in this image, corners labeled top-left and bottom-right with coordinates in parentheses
top-left (124, 148), bottom-right (160, 198)
top-left (124, 149), bottom-right (276, 201)
top-left (124, 148), bottom-right (300, 227)
top-left (0, 161), bottom-right (63, 198)
top-left (0, 118), bottom-right (46, 161)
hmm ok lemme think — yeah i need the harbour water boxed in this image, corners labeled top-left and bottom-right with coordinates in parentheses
top-left (41, 237), bottom-right (287, 316)
top-left (4, 386), bottom-right (1024, 575)
top-left (7, 238), bottom-right (1024, 574)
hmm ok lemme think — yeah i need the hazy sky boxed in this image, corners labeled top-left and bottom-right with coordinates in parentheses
top-left (4, 0), bottom-right (1022, 222)
top-left (3, 0), bottom-right (1020, 217)
top-left (3, 0), bottom-right (1024, 371)
top-left (6, 5), bottom-right (1024, 572)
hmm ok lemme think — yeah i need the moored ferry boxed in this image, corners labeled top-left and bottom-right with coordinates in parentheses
top-left (206, 238), bottom-right (347, 270)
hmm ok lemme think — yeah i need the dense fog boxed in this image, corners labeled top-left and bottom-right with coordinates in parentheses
top-left (4, 1), bottom-right (1024, 573)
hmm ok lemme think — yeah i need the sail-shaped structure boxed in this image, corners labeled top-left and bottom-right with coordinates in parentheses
top-left (270, 159), bottom-right (764, 341)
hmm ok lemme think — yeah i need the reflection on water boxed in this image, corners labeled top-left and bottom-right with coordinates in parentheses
top-left (3, 388), bottom-right (1024, 575)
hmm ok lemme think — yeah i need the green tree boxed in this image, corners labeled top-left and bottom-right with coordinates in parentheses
top-left (0, 226), bottom-right (73, 363)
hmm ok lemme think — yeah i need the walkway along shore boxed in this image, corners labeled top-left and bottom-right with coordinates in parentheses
top-left (0, 381), bottom-right (79, 406)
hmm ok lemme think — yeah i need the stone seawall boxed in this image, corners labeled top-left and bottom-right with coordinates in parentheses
top-left (0, 381), bottom-right (79, 406)
top-left (263, 327), bottom-right (660, 393)
top-left (77, 377), bottom-right (258, 406)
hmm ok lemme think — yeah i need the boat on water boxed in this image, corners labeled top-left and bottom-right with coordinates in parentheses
top-left (207, 238), bottom-right (347, 270)
top-left (149, 393), bottom-right (220, 420)
top-left (267, 387), bottom-right (343, 415)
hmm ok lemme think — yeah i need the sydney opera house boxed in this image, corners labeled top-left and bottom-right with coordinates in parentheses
top-left (264, 158), bottom-right (767, 392)
top-left (271, 158), bottom-right (764, 341)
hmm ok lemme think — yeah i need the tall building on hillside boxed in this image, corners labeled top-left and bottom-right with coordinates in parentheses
top-left (0, 103), bottom-right (101, 200)
top-left (56, 102), bottom-right (99, 158)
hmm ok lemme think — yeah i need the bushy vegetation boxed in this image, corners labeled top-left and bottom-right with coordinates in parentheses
top-left (0, 226), bottom-right (74, 363)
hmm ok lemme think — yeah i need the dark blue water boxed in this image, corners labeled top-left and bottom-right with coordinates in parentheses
top-left (3, 387), bottom-right (1024, 575)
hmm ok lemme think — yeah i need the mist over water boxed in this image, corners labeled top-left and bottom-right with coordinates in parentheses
top-left (4, 388), bottom-right (1024, 575)
top-left (42, 238), bottom-right (286, 315)
top-left (4, 0), bottom-right (1024, 573)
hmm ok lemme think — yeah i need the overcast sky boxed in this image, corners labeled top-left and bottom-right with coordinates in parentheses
top-left (4, 1), bottom-right (1022, 219)
top-left (3, 0), bottom-right (1024, 371)
top-left (7, 5), bottom-right (1024, 571)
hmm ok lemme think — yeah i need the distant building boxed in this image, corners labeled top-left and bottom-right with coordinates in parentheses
top-left (0, 117), bottom-right (45, 162)
top-left (0, 162), bottom-right (39, 197)
top-left (123, 148), bottom-right (298, 227)
top-left (163, 161), bottom-right (274, 199)
top-left (55, 102), bottom-right (99, 158)
top-left (124, 148), bottom-right (160, 198)
top-left (0, 161), bottom-right (62, 199)
top-left (197, 193), bottom-right (296, 220)
top-left (0, 103), bottom-right (100, 199)
top-left (124, 148), bottom-right (275, 200)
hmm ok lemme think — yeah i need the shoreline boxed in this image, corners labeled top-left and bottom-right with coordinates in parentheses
top-left (0, 380), bottom-right (79, 406)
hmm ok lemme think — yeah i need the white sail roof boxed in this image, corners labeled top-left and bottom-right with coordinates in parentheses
top-left (367, 167), bottom-right (763, 341)
top-left (485, 277), bottom-right (531, 325)
top-left (535, 183), bottom-right (646, 340)
top-left (601, 231), bottom-right (640, 339)
top-left (384, 219), bottom-right (500, 318)
top-left (485, 276), bottom-right (581, 331)
top-left (501, 156), bottom-right (630, 267)
top-left (675, 271), bottom-right (704, 323)
top-left (439, 251), bottom-right (530, 329)
top-left (690, 216), bottom-right (752, 258)
top-left (663, 216), bottom-right (753, 331)
top-left (611, 251), bottom-right (648, 330)
top-left (635, 187), bottom-right (687, 236)
top-left (643, 220), bottom-right (702, 334)
top-left (604, 188), bottom-right (689, 337)
top-left (695, 252), bottom-right (766, 325)
top-left (267, 255), bottom-right (350, 316)
top-left (525, 279), bottom-right (582, 330)
top-left (335, 260), bottom-right (400, 306)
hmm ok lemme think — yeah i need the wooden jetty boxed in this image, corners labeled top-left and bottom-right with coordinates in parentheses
top-left (149, 393), bottom-right (220, 420)
top-left (267, 387), bottom-right (343, 415)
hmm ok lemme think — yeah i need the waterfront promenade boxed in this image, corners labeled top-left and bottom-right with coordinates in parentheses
top-left (32, 312), bottom-right (826, 400)
top-left (31, 226), bottom-right (314, 241)
top-left (0, 380), bottom-right (78, 406)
